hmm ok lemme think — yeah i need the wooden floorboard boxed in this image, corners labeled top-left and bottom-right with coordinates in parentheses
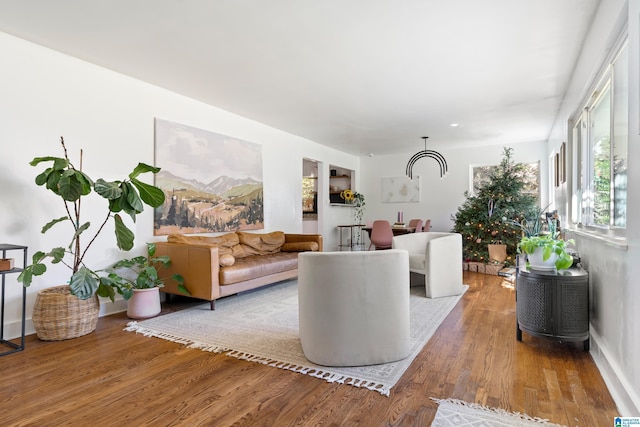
top-left (0, 271), bottom-right (619, 426)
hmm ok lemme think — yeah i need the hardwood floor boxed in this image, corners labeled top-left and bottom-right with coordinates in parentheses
top-left (0, 272), bottom-right (618, 426)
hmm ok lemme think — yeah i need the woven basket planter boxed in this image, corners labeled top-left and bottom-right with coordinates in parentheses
top-left (32, 285), bottom-right (100, 341)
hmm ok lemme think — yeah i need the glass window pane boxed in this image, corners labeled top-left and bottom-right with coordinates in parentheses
top-left (612, 45), bottom-right (628, 227)
top-left (590, 85), bottom-right (611, 226)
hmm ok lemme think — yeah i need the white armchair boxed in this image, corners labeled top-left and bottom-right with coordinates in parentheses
top-left (298, 250), bottom-right (410, 367)
top-left (392, 232), bottom-right (465, 298)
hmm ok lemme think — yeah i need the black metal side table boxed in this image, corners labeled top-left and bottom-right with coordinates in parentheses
top-left (516, 264), bottom-right (589, 351)
top-left (0, 243), bottom-right (28, 356)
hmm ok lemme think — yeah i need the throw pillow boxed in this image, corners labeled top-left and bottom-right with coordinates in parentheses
top-left (280, 241), bottom-right (319, 252)
top-left (218, 253), bottom-right (236, 267)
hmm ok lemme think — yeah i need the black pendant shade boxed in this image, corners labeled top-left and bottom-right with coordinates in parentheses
top-left (405, 136), bottom-right (448, 179)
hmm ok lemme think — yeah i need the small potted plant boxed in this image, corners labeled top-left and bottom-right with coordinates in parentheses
top-left (18, 137), bottom-right (166, 340)
top-left (504, 207), bottom-right (575, 271)
top-left (101, 243), bottom-right (187, 319)
top-left (517, 232), bottom-right (574, 271)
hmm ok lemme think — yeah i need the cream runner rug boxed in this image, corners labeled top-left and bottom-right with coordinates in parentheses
top-left (126, 280), bottom-right (467, 396)
top-left (431, 398), bottom-right (567, 426)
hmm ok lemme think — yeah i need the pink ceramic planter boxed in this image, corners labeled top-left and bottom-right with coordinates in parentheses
top-left (127, 287), bottom-right (161, 319)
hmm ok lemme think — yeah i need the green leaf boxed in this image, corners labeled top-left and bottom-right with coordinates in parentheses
top-left (94, 179), bottom-right (122, 200)
top-left (125, 181), bottom-right (144, 213)
top-left (57, 173), bottom-right (84, 201)
top-left (121, 288), bottom-right (134, 301)
top-left (111, 256), bottom-right (145, 270)
top-left (41, 217), bottom-right (68, 234)
top-left (97, 282), bottom-right (116, 302)
top-left (52, 157), bottom-right (68, 171)
top-left (45, 169), bottom-right (61, 192)
top-left (35, 169), bottom-right (52, 186)
top-left (114, 214), bottom-right (135, 251)
top-left (69, 267), bottom-right (99, 300)
top-left (116, 183), bottom-right (136, 215)
top-left (147, 242), bottom-right (156, 257)
top-left (151, 255), bottom-right (171, 268)
top-left (129, 163), bottom-right (161, 180)
top-left (17, 268), bottom-right (34, 286)
top-left (108, 197), bottom-right (123, 213)
top-left (174, 274), bottom-right (189, 295)
top-left (555, 254), bottom-right (573, 270)
top-left (131, 178), bottom-right (165, 208)
top-left (31, 251), bottom-right (47, 264)
top-left (76, 170), bottom-right (94, 195)
top-left (69, 222), bottom-right (90, 250)
top-left (30, 156), bottom-right (67, 168)
top-left (49, 247), bottom-right (66, 263)
top-left (31, 263), bottom-right (47, 275)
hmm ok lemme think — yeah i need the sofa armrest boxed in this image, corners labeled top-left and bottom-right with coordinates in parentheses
top-left (154, 242), bottom-right (221, 301)
top-left (285, 233), bottom-right (323, 252)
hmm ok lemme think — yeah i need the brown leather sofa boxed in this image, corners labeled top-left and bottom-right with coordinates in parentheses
top-left (155, 231), bottom-right (323, 309)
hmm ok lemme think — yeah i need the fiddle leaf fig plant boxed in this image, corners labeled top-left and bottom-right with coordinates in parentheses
top-left (18, 137), bottom-right (166, 301)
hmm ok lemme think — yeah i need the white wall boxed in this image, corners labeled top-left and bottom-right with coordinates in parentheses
top-left (359, 142), bottom-right (548, 233)
top-left (0, 31), bottom-right (359, 337)
top-left (547, 0), bottom-right (639, 416)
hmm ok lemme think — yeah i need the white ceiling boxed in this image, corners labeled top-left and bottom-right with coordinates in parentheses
top-left (0, 0), bottom-right (600, 155)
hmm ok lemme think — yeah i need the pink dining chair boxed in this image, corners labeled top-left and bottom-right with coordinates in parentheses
top-left (408, 219), bottom-right (421, 229)
top-left (423, 219), bottom-right (432, 232)
top-left (368, 220), bottom-right (393, 250)
top-left (413, 219), bottom-right (424, 233)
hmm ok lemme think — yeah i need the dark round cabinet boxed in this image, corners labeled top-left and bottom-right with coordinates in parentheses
top-left (516, 266), bottom-right (589, 351)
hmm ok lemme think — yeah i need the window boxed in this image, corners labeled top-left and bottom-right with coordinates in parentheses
top-left (573, 38), bottom-right (628, 231)
top-left (471, 162), bottom-right (540, 204)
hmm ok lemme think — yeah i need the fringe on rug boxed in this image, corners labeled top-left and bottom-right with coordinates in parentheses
top-left (125, 322), bottom-right (390, 396)
top-left (430, 398), bottom-right (564, 425)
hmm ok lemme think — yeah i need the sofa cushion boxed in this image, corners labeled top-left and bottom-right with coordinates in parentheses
top-left (237, 231), bottom-right (285, 256)
top-left (167, 233), bottom-right (246, 260)
top-left (281, 241), bottom-right (319, 252)
top-left (219, 252), bottom-right (298, 285)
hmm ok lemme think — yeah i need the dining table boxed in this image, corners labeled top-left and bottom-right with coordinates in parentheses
top-left (361, 225), bottom-right (415, 239)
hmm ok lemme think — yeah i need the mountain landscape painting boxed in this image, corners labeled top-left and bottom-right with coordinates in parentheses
top-left (153, 118), bottom-right (264, 235)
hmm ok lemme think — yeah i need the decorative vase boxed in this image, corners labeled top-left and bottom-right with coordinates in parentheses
top-left (527, 247), bottom-right (558, 271)
top-left (32, 285), bottom-right (99, 341)
top-left (127, 287), bottom-right (161, 319)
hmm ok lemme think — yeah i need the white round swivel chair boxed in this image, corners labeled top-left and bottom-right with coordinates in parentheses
top-left (298, 250), bottom-right (410, 367)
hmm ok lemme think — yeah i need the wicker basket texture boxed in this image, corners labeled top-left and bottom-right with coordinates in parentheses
top-left (32, 285), bottom-right (100, 341)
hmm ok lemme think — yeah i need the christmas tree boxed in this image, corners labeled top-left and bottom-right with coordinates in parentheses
top-left (451, 147), bottom-right (538, 265)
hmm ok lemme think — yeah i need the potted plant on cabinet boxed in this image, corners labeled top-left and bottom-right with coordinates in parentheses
top-left (504, 208), bottom-right (575, 271)
top-left (18, 137), bottom-right (166, 340)
top-left (102, 242), bottom-right (186, 319)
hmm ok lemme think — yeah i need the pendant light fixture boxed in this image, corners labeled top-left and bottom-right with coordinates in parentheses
top-left (405, 136), bottom-right (448, 179)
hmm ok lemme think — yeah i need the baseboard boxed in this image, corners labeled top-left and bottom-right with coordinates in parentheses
top-left (590, 329), bottom-right (640, 416)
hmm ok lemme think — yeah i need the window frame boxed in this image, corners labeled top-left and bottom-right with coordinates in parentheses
top-left (569, 34), bottom-right (628, 239)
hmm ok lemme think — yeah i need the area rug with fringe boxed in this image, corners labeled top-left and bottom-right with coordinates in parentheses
top-left (125, 280), bottom-right (467, 396)
top-left (431, 398), bottom-right (567, 426)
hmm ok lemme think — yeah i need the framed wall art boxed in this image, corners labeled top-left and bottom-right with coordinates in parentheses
top-left (381, 176), bottom-right (420, 203)
top-left (153, 118), bottom-right (264, 235)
